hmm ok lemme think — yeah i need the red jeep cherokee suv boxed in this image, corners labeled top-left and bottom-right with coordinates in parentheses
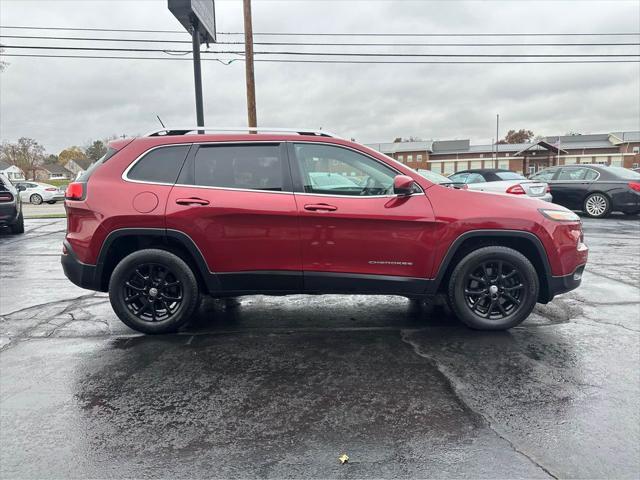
top-left (61, 127), bottom-right (588, 334)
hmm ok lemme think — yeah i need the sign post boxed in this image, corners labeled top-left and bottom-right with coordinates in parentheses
top-left (168, 0), bottom-right (216, 128)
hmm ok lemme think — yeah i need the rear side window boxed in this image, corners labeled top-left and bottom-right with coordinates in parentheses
top-left (127, 145), bottom-right (190, 184)
top-left (531, 169), bottom-right (556, 181)
top-left (466, 173), bottom-right (486, 183)
top-left (193, 144), bottom-right (283, 191)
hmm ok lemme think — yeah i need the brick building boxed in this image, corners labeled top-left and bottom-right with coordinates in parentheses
top-left (367, 131), bottom-right (640, 176)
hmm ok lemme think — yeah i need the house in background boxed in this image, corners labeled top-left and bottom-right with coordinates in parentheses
top-left (35, 164), bottom-right (73, 182)
top-left (64, 158), bottom-right (92, 178)
top-left (0, 160), bottom-right (26, 182)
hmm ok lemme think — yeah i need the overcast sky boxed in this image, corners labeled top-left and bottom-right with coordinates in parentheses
top-left (1, 0), bottom-right (639, 154)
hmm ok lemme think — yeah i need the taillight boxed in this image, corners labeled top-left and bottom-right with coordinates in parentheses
top-left (628, 181), bottom-right (640, 192)
top-left (45, 187), bottom-right (57, 191)
top-left (65, 182), bottom-right (85, 200)
top-left (0, 192), bottom-right (13, 203)
top-left (506, 184), bottom-right (526, 195)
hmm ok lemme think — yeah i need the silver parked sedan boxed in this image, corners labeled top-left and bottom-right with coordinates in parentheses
top-left (447, 169), bottom-right (553, 202)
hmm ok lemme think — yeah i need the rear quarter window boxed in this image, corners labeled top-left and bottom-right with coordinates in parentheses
top-left (126, 145), bottom-right (191, 184)
top-left (78, 147), bottom-right (118, 182)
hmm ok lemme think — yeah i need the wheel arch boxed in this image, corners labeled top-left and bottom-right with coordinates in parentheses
top-left (95, 228), bottom-right (220, 293)
top-left (433, 230), bottom-right (553, 303)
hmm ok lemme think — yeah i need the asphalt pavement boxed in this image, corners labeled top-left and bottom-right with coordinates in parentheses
top-left (0, 216), bottom-right (638, 479)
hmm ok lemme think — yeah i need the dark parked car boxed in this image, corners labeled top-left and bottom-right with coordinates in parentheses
top-left (0, 173), bottom-right (24, 234)
top-left (530, 164), bottom-right (640, 217)
top-left (61, 127), bottom-right (587, 334)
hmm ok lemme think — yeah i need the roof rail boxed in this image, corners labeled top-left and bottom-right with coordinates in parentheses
top-left (143, 126), bottom-right (340, 138)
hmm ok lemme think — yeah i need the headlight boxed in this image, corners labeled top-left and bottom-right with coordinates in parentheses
top-left (538, 209), bottom-right (581, 222)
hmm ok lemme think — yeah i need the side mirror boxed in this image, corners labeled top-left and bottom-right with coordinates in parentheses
top-left (393, 175), bottom-right (415, 196)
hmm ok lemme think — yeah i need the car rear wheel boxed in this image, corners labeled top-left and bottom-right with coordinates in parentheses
top-left (30, 194), bottom-right (43, 205)
top-left (109, 249), bottom-right (200, 334)
top-left (583, 193), bottom-right (610, 218)
top-left (447, 246), bottom-right (539, 330)
top-left (9, 210), bottom-right (24, 234)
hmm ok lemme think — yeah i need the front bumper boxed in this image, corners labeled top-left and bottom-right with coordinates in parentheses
top-left (548, 264), bottom-right (585, 300)
top-left (61, 240), bottom-right (101, 291)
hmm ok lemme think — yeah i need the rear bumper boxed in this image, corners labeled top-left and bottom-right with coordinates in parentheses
top-left (0, 202), bottom-right (19, 226)
top-left (538, 193), bottom-right (553, 203)
top-left (547, 264), bottom-right (585, 300)
top-left (61, 240), bottom-right (101, 291)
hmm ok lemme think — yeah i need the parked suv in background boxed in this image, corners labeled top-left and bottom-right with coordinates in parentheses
top-left (0, 173), bottom-right (24, 234)
top-left (62, 128), bottom-right (588, 334)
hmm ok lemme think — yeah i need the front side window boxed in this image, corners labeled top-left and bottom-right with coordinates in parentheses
top-left (531, 169), bottom-right (556, 181)
top-left (448, 173), bottom-right (468, 183)
top-left (557, 167), bottom-right (595, 181)
top-left (194, 144), bottom-right (283, 191)
top-left (293, 143), bottom-right (397, 196)
top-left (128, 145), bottom-right (190, 184)
top-left (466, 173), bottom-right (486, 184)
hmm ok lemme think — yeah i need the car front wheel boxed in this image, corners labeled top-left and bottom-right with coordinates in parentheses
top-left (448, 246), bottom-right (539, 330)
top-left (9, 210), bottom-right (24, 234)
top-left (30, 194), bottom-right (43, 205)
top-left (109, 249), bottom-right (200, 334)
top-left (583, 193), bottom-right (610, 218)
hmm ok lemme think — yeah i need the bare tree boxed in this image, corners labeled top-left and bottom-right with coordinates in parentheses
top-left (0, 138), bottom-right (45, 179)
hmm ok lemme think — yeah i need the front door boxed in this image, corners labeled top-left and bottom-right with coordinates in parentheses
top-left (552, 167), bottom-right (599, 210)
top-left (288, 142), bottom-right (436, 295)
top-left (166, 142), bottom-right (302, 293)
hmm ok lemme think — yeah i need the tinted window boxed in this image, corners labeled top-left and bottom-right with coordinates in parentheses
top-left (194, 144), bottom-right (283, 191)
top-left (495, 171), bottom-right (525, 181)
top-left (293, 143), bottom-right (397, 196)
top-left (466, 173), bottom-right (486, 183)
top-left (78, 147), bottom-right (118, 183)
top-left (448, 173), bottom-right (468, 183)
top-left (127, 145), bottom-right (190, 184)
top-left (557, 167), bottom-right (596, 181)
top-left (531, 169), bottom-right (556, 181)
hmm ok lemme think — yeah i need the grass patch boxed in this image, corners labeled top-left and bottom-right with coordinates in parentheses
top-left (45, 179), bottom-right (71, 188)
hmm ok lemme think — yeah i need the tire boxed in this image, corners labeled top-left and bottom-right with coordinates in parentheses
top-left (447, 246), bottom-right (539, 330)
top-left (30, 194), bottom-right (43, 205)
top-left (46, 200), bottom-right (56, 204)
top-left (9, 210), bottom-right (24, 234)
top-left (109, 249), bottom-right (200, 334)
top-left (583, 193), bottom-right (610, 218)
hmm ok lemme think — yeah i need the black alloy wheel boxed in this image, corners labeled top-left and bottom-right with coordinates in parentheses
top-left (109, 249), bottom-right (200, 334)
top-left (122, 263), bottom-right (183, 323)
top-left (463, 260), bottom-right (524, 320)
top-left (448, 246), bottom-right (539, 330)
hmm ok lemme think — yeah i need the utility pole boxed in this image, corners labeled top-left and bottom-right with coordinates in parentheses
top-left (191, 20), bottom-right (205, 131)
top-left (243, 0), bottom-right (257, 130)
top-left (495, 114), bottom-right (500, 169)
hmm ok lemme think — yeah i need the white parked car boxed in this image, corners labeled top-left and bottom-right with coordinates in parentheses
top-left (14, 181), bottom-right (65, 205)
top-left (447, 169), bottom-right (553, 202)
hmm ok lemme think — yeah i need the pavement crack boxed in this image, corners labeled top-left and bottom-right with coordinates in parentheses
top-left (1, 292), bottom-right (99, 318)
top-left (400, 329), bottom-right (559, 479)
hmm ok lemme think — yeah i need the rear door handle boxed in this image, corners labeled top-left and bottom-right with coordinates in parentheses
top-left (176, 197), bottom-right (210, 206)
top-left (304, 203), bottom-right (337, 212)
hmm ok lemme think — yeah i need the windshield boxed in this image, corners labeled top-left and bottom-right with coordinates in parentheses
top-left (495, 171), bottom-right (526, 180)
top-left (416, 169), bottom-right (451, 184)
top-left (606, 166), bottom-right (640, 180)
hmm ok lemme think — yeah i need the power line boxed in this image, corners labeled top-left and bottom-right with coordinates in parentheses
top-left (3, 34), bottom-right (639, 47)
top-left (4, 53), bottom-right (639, 64)
top-left (2, 44), bottom-right (638, 57)
top-left (1, 25), bottom-right (639, 37)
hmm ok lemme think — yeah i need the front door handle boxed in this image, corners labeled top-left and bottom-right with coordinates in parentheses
top-left (176, 197), bottom-right (210, 206)
top-left (304, 203), bottom-right (338, 212)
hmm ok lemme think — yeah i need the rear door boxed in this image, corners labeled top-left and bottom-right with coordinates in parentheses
top-left (165, 142), bottom-right (302, 293)
top-left (288, 142), bottom-right (436, 294)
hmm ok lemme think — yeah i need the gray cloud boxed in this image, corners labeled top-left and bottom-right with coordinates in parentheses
top-left (0, 0), bottom-right (638, 153)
